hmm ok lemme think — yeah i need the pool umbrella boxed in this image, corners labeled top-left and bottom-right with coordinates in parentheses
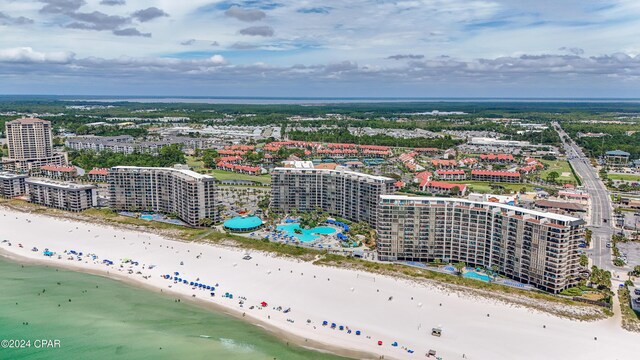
top-left (378, 341), bottom-right (383, 346)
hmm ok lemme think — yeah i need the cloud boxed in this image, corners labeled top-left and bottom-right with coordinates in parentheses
top-left (66, 11), bottom-right (130, 31)
top-left (559, 47), bottom-right (585, 56)
top-left (39, 0), bottom-right (86, 14)
top-left (112, 28), bottom-right (151, 37)
top-left (239, 25), bottom-right (274, 37)
top-left (100, 0), bottom-right (125, 5)
top-left (0, 12), bottom-right (34, 26)
top-left (209, 55), bottom-right (226, 65)
top-left (297, 7), bottom-right (331, 14)
top-left (0, 47), bottom-right (75, 64)
top-left (181, 39), bottom-right (196, 46)
top-left (229, 42), bottom-right (260, 49)
top-left (131, 7), bottom-right (168, 23)
top-left (210, 41), bottom-right (220, 47)
top-left (387, 54), bottom-right (425, 60)
top-left (225, 6), bottom-right (266, 22)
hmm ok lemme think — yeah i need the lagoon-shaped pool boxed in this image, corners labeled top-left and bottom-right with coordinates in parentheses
top-left (276, 223), bottom-right (336, 242)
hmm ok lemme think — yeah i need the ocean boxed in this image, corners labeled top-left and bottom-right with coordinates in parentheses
top-left (0, 257), bottom-right (346, 360)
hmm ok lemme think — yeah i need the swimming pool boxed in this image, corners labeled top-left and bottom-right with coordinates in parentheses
top-left (463, 271), bottom-right (491, 282)
top-left (276, 224), bottom-right (336, 242)
top-left (224, 216), bottom-right (264, 232)
top-left (140, 215), bottom-right (153, 220)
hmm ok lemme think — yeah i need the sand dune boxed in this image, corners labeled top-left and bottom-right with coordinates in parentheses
top-left (1, 207), bottom-right (638, 360)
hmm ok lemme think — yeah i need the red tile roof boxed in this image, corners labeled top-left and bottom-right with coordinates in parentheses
top-left (88, 167), bottom-right (108, 176)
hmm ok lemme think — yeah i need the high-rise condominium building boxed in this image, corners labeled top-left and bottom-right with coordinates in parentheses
top-left (108, 166), bottom-right (219, 227)
top-left (26, 178), bottom-right (97, 212)
top-left (377, 195), bottom-right (585, 293)
top-left (2, 118), bottom-right (67, 172)
top-left (271, 166), bottom-right (396, 227)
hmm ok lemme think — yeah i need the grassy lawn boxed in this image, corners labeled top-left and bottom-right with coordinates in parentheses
top-left (540, 159), bottom-right (577, 183)
top-left (441, 180), bottom-right (540, 194)
top-left (185, 156), bottom-right (271, 184)
top-left (608, 173), bottom-right (640, 182)
top-left (618, 287), bottom-right (640, 332)
top-left (210, 169), bottom-right (271, 184)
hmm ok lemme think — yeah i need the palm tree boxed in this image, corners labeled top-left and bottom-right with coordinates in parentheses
top-left (454, 261), bottom-right (466, 275)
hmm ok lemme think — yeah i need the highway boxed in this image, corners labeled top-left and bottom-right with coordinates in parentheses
top-left (554, 123), bottom-right (614, 270)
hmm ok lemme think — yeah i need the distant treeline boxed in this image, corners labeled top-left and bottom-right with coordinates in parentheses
top-left (287, 129), bottom-right (463, 148)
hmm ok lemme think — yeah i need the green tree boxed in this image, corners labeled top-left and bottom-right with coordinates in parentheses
top-left (201, 149), bottom-right (219, 168)
top-left (546, 171), bottom-right (560, 183)
top-left (454, 261), bottom-right (466, 275)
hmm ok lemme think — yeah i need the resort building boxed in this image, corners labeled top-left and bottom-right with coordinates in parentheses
top-left (604, 150), bottom-right (630, 166)
top-left (435, 169), bottom-right (466, 181)
top-left (108, 166), bottom-right (219, 227)
top-left (37, 165), bottom-right (77, 180)
top-left (64, 135), bottom-right (218, 155)
top-left (376, 195), bottom-right (585, 293)
top-left (0, 171), bottom-right (28, 198)
top-left (87, 168), bottom-right (109, 183)
top-left (420, 181), bottom-right (467, 195)
top-left (271, 165), bottom-right (396, 227)
top-left (2, 118), bottom-right (67, 172)
top-left (471, 170), bottom-right (521, 183)
top-left (26, 178), bottom-right (97, 212)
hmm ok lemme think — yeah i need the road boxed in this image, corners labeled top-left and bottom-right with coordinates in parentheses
top-left (554, 122), bottom-right (614, 270)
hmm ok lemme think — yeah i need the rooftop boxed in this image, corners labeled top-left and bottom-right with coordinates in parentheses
top-left (110, 166), bottom-right (213, 180)
top-left (380, 194), bottom-right (582, 223)
top-left (606, 150), bottom-right (631, 156)
top-left (26, 178), bottom-right (96, 190)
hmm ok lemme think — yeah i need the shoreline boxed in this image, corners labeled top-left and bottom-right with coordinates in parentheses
top-left (0, 247), bottom-right (375, 360)
top-left (1, 207), bottom-right (639, 360)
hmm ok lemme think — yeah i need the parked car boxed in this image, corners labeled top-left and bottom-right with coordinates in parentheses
top-left (634, 288), bottom-right (640, 296)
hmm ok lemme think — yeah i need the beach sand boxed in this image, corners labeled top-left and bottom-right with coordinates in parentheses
top-left (1, 207), bottom-right (639, 360)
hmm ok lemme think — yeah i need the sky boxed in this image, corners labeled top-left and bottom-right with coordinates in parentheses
top-left (0, 0), bottom-right (639, 97)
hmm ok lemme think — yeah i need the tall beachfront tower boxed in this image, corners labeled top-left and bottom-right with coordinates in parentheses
top-left (108, 166), bottom-right (219, 227)
top-left (377, 195), bottom-right (585, 294)
top-left (271, 163), bottom-right (397, 228)
top-left (6, 118), bottom-right (54, 160)
top-left (2, 118), bottom-right (67, 172)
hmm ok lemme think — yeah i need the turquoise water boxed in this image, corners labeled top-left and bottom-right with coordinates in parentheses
top-left (463, 271), bottom-right (491, 282)
top-left (224, 216), bottom-right (263, 231)
top-left (140, 215), bottom-right (153, 220)
top-left (276, 224), bottom-right (336, 242)
top-left (0, 256), bottom-right (346, 360)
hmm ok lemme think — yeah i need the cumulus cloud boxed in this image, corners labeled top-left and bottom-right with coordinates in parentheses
top-left (209, 55), bottom-right (226, 65)
top-left (0, 47), bottom-right (75, 64)
top-left (66, 11), bottom-right (129, 31)
top-left (0, 12), bottom-right (34, 26)
top-left (239, 25), bottom-right (274, 37)
top-left (100, 0), bottom-right (125, 5)
top-left (559, 47), bottom-right (585, 56)
top-left (387, 54), bottom-right (425, 60)
top-left (39, 0), bottom-right (86, 14)
top-left (225, 6), bottom-right (266, 22)
top-left (131, 7), bottom-right (168, 22)
top-left (112, 27), bottom-right (151, 37)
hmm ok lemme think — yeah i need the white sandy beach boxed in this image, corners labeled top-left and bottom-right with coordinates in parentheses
top-left (1, 207), bottom-right (639, 360)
